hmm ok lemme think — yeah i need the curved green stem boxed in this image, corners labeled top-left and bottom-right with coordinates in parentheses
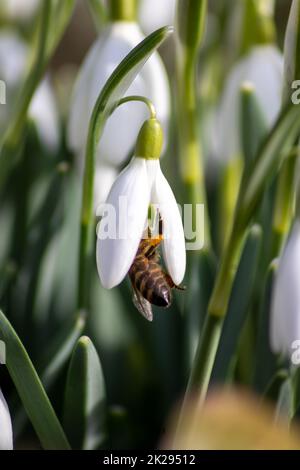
top-left (115, 95), bottom-right (157, 119)
top-left (176, 0), bottom-right (211, 249)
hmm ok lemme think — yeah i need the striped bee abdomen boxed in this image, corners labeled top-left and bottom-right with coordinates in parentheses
top-left (129, 258), bottom-right (171, 308)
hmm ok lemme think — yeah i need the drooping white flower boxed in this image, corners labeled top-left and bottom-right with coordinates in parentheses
top-left (138, 0), bottom-right (175, 35)
top-left (96, 118), bottom-right (185, 290)
top-left (283, 0), bottom-right (300, 98)
top-left (270, 221), bottom-right (300, 360)
top-left (67, 20), bottom-right (170, 206)
top-left (0, 30), bottom-right (59, 152)
top-left (215, 45), bottom-right (283, 163)
top-left (0, 0), bottom-right (40, 22)
top-left (0, 388), bottom-right (13, 450)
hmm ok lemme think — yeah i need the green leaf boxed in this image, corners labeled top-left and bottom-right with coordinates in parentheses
top-left (239, 82), bottom-right (268, 168)
top-left (41, 314), bottom-right (86, 388)
top-left (240, 0), bottom-right (275, 54)
top-left (210, 225), bottom-right (262, 386)
top-left (185, 249), bottom-right (216, 366)
top-left (78, 25), bottom-right (173, 310)
top-left (263, 370), bottom-right (289, 403)
top-left (177, 0), bottom-right (207, 54)
top-left (0, 310), bottom-right (70, 450)
top-left (275, 378), bottom-right (294, 423)
top-left (237, 102), bottom-right (300, 230)
top-left (63, 336), bottom-right (106, 450)
top-left (13, 312), bottom-right (86, 439)
top-left (88, 0), bottom-right (108, 30)
top-left (253, 261), bottom-right (280, 393)
top-left (46, 0), bottom-right (76, 62)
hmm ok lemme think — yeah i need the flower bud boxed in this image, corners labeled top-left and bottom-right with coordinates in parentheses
top-left (135, 118), bottom-right (163, 160)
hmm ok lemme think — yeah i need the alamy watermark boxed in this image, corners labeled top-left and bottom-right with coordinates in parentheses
top-left (0, 79), bottom-right (6, 105)
top-left (291, 340), bottom-right (300, 366)
top-left (96, 199), bottom-right (205, 251)
top-left (0, 340), bottom-right (6, 365)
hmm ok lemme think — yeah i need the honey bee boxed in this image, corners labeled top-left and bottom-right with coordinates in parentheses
top-left (128, 218), bottom-right (185, 321)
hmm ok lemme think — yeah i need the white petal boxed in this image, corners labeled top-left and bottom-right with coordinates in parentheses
top-left (29, 78), bottom-right (60, 152)
top-left (0, 388), bottom-right (13, 450)
top-left (97, 157), bottom-right (150, 288)
top-left (94, 164), bottom-right (118, 214)
top-left (0, 31), bottom-right (58, 151)
top-left (270, 222), bottom-right (300, 358)
top-left (215, 45), bottom-right (283, 163)
top-left (67, 33), bottom-right (106, 154)
top-left (0, 31), bottom-right (27, 86)
top-left (2, 0), bottom-right (39, 21)
top-left (138, 0), bottom-right (176, 35)
top-left (0, 31), bottom-right (27, 132)
top-left (151, 163), bottom-right (186, 284)
top-left (67, 22), bottom-right (170, 167)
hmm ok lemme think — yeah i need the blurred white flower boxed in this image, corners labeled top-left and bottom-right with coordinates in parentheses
top-left (0, 30), bottom-right (59, 152)
top-left (0, 388), bottom-right (13, 450)
top-left (138, 0), bottom-right (175, 35)
top-left (215, 45), bottom-right (283, 163)
top-left (284, 0), bottom-right (300, 96)
top-left (270, 221), bottom-right (300, 360)
top-left (67, 20), bottom-right (170, 207)
top-left (1, 0), bottom-right (40, 22)
top-left (97, 119), bottom-right (185, 289)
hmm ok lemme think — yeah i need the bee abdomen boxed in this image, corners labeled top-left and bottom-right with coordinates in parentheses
top-left (139, 272), bottom-right (171, 308)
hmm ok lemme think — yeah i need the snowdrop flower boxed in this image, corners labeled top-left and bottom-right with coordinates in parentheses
top-left (67, 20), bottom-right (170, 206)
top-left (0, 388), bottom-right (13, 450)
top-left (0, 30), bottom-right (59, 152)
top-left (138, 0), bottom-right (175, 35)
top-left (215, 45), bottom-right (283, 163)
top-left (0, 0), bottom-right (40, 22)
top-left (270, 221), bottom-right (300, 360)
top-left (284, 0), bottom-right (300, 98)
top-left (97, 117), bottom-right (185, 289)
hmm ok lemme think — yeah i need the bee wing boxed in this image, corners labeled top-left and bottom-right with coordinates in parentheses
top-left (132, 287), bottom-right (153, 322)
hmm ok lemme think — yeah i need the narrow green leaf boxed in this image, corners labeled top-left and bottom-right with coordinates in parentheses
top-left (238, 102), bottom-right (300, 230)
top-left (275, 378), bottom-right (294, 423)
top-left (239, 82), bottom-right (268, 168)
top-left (263, 370), bottom-right (289, 403)
top-left (41, 313), bottom-right (86, 388)
top-left (0, 310), bottom-right (70, 450)
top-left (46, 0), bottom-right (76, 62)
top-left (185, 249), bottom-right (216, 366)
top-left (13, 312), bottom-right (86, 439)
top-left (210, 225), bottom-right (262, 386)
top-left (63, 336), bottom-right (106, 450)
top-left (240, 0), bottom-right (275, 54)
top-left (253, 261), bottom-right (280, 393)
top-left (177, 0), bottom-right (207, 53)
top-left (88, 0), bottom-right (108, 30)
